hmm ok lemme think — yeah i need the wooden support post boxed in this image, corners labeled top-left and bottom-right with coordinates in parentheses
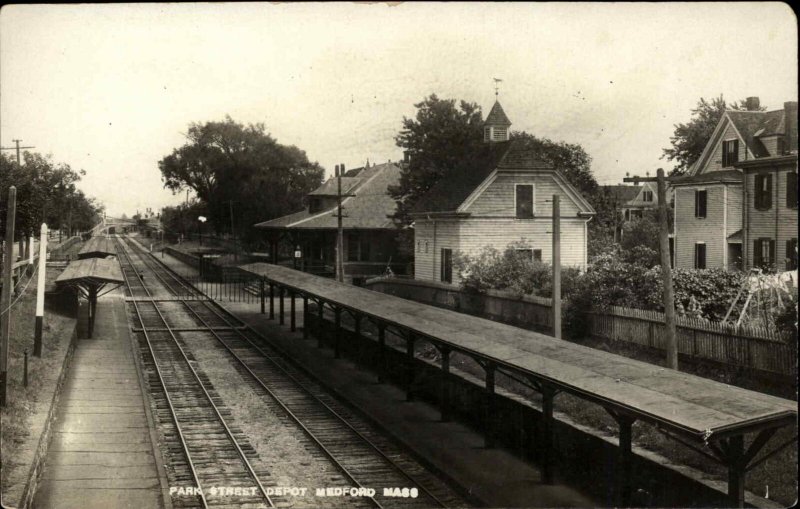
top-left (485, 362), bottom-right (496, 448)
top-left (290, 291), bottom-right (296, 332)
top-left (727, 435), bottom-right (746, 508)
top-left (1, 186), bottom-right (17, 407)
top-left (405, 335), bottom-right (415, 402)
top-left (34, 223), bottom-right (48, 357)
top-left (334, 307), bottom-right (342, 359)
top-left (88, 288), bottom-right (98, 339)
top-left (260, 278), bottom-right (265, 314)
top-left (552, 195), bottom-right (561, 338)
top-left (440, 347), bottom-right (451, 422)
top-left (278, 286), bottom-right (285, 325)
top-left (269, 283), bottom-right (275, 319)
top-left (614, 413), bottom-right (636, 507)
top-left (302, 296), bottom-right (309, 339)
top-left (377, 324), bottom-right (386, 383)
top-left (317, 300), bottom-right (324, 348)
top-left (353, 314), bottom-right (362, 366)
top-left (541, 385), bottom-right (556, 484)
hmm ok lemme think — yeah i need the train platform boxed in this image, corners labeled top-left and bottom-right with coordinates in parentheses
top-left (31, 292), bottom-right (168, 509)
top-left (154, 250), bottom-right (597, 507)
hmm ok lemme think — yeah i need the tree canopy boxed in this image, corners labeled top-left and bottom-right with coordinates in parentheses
top-left (1, 152), bottom-right (103, 239)
top-left (663, 95), bottom-right (765, 175)
top-left (158, 116), bottom-right (325, 243)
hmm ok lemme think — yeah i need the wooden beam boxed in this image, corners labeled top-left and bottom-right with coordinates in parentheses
top-left (278, 286), bottom-right (285, 325)
top-left (268, 282), bottom-right (274, 319)
top-left (302, 295), bottom-right (309, 339)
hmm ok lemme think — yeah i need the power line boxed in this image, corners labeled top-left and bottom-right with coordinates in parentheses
top-left (0, 139), bottom-right (35, 165)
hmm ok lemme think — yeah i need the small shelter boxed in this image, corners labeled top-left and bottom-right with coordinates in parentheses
top-left (55, 257), bottom-right (123, 337)
top-left (77, 236), bottom-right (117, 260)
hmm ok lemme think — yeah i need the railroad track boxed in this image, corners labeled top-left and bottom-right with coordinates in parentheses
top-left (116, 235), bottom-right (468, 508)
top-left (115, 237), bottom-right (273, 509)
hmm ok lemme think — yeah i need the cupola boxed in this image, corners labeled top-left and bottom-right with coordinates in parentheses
top-left (483, 100), bottom-right (512, 143)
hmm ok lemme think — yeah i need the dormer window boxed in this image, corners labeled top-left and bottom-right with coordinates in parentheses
top-left (642, 190), bottom-right (654, 202)
top-left (309, 197), bottom-right (322, 213)
top-left (722, 139), bottom-right (739, 167)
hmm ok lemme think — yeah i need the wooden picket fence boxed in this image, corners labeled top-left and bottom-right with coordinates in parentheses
top-left (589, 306), bottom-right (797, 376)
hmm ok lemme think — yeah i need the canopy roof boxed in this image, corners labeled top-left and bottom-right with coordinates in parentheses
top-left (56, 257), bottom-right (124, 291)
top-left (78, 236), bottom-right (117, 259)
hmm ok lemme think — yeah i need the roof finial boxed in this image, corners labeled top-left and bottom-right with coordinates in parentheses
top-left (493, 77), bottom-right (503, 99)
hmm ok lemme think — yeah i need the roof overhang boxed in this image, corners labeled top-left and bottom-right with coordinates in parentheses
top-left (735, 154), bottom-right (798, 169)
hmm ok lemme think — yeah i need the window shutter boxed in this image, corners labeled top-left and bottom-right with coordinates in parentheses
top-left (787, 172), bottom-right (798, 208)
top-left (694, 190), bottom-right (699, 217)
top-left (769, 240), bottom-right (776, 267)
top-left (754, 240), bottom-right (762, 267)
top-left (765, 175), bottom-right (773, 209)
top-left (699, 191), bottom-right (707, 218)
top-left (754, 175), bottom-right (761, 209)
top-left (732, 140), bottom-right (739, 165)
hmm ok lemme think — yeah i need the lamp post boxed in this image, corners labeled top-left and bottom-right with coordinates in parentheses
top-left (198, 215), bottom-right (207, 246)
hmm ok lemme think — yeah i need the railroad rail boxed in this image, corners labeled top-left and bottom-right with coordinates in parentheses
top-left (115, 235), bottom-right (466, 508)
top-left (115, 236), bottom-right (273, 509)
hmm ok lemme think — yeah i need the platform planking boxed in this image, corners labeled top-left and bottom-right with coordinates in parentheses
top-left (239, 263), bottom-right (796, 442)
top-left (77, 235), bottom-right (117, 260)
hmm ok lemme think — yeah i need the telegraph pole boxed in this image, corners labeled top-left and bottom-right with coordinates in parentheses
top-left (1, 186), bottom-right (17, 406)
top-left (623, 169), bottom-right (677, 369)
top-left (552, 195), bottom-right (561, 339)
top-left (336, 164), bottom-right (345, 283)
top-left (1, 139), bottom-right (35, 166)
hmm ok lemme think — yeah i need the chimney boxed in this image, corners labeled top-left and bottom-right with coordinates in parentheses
top-left (334, 164), bottom-right (339, 177)
top-left (745, 97), bottom-right (760, 111)
top-left (340, 163), bottom-right (345, 175)
top-left (785, 101), bottom-right (798, 153)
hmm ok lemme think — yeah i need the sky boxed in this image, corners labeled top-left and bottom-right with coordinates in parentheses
top-left (1, 2), bottom-right (797, 217)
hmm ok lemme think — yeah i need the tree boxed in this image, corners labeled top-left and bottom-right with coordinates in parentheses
top-left (509, 132), bottom-right (597, 197)
top-left (158, 116), bottom-right (324, 243)
top-left (663, 95), bottom-right (766, 175)
top-left (1, 152), bottom-right (102, 239)
top-left (389, 95), bottom-right (485, 224)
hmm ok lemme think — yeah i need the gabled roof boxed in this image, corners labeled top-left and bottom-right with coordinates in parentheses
top-left (254, 162), bottom-right (401, 230)
top-left (411, 141), bottom-right (514, 213)
top-left (602, 185), bottom-right (642, 203)
top-left (693, 107), bottom-right (790, 175)
top-left (412, 141), bottom-right (594, 215)
top-left (78, 236), bottom-right (117, 259)
top-left (485, 101), bottom-right (512, 126)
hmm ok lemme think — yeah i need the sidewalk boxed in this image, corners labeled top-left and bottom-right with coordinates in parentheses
top-left (158, 251), bottom-right (598, 507)
top-left (31, 293), bottom-right (167, 509)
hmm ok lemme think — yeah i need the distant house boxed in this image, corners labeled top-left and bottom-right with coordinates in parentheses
top-left (411, 100), bottom-right (595, 285)
top-left (254, 162), bottom-right (406, 284)
top-left (672, 97), bottom-right (797, 272)
top-left (601, 181), bottom-right (674, 242)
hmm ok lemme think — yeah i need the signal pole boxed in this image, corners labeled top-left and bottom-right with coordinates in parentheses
top-left (1, 139), bottom-right (35, 166)
top-left (623, 169), bottom-right (677, 369)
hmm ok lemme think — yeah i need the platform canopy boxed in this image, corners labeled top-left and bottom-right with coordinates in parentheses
top-left (77, 236), bottom-right (117, 260)
top-left (56, 257), bottom-right (124, 338)
top-left (239, 262), bottom-right (797, 507)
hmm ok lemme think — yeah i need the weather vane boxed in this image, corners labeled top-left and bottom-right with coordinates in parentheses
top-left (492, 77), bottom-right (503, 98)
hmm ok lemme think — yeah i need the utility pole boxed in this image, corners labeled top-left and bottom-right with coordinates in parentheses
top-left (336, 164), bottom-right (345, 283)
top-left (1, 186), bottom-right (17, 406)
top-left (34, 224), bottom-right (47, 357)
top-left (624, 169), bottom-right (677, 369)
top-left (226, 200), bottom-right (236, 260)
top-left (1, 139), bottom-right (35, 166)
top-left (552, 195), bottom-right (561, 339)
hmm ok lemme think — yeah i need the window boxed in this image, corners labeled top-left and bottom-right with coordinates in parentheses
top-left (483, 127), bottom-right (491, 142)
top-left (787, 172), bottom-right (798, 209)
top-left (347, 234), bottom-right (371, 262)
top-left (754, 174), bottom-right (772, 210)
top-left (777, 137), bottom-right (786, 156)
top-left (624, 209), bottom-right (630, 221)
top-left (533, 249), bottom-right (542, 262)
top-left (695, 190), bottom-right (707, 218)
top-left (642, 190), bottom-right (654, 202)
top-left (694, 243), bottom-right (706, 269)
top-left (440, 248), bottom-right (453, 283)
top-left (417, 241), bottom-right (421, 252)
top-left (754, 238), bottom-right (776, 270)
top-left (630, 209), bottom-right (643, 220)
top-left (308, 198), bottom-right (322, 213)
top-left (424, 241), bottom-right (428, 253)
top-left (786, 238), bottom-right (798, 271)
top-left (515, 248), bottom-right (533, 261)
top-left (722, 139), bottom-right (739, 167)
top-left (515, 184), bottom-right (534, 218)
top-left (492, 127), bottom-right (507, 141)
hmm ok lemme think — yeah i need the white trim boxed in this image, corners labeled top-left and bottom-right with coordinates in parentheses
top-left (693, 114), bottom-right (730, 175)
top-left (722, 185), bottom-right (728, 268)
top-left (513, 182), bottom-right (536, 217)
top-left (458, 170), bottom-right (498, 211)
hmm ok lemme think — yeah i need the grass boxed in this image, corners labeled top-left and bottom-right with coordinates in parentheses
top-left (1, 266), bottom-right (77, 497)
